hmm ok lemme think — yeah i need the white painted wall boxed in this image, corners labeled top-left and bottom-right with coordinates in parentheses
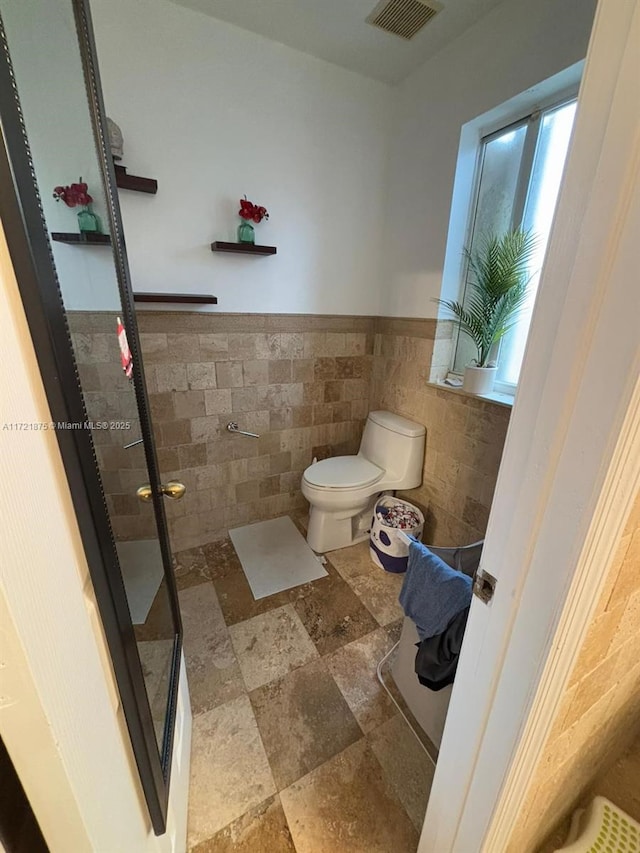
top-left (90, 0), bottom-right (392, 315)
top-left (1, 0), bottom-right (121, 311)
top-left (381, 0), bottom-right (597, 317)
top-left (0, 219), bottom-right (191, 850)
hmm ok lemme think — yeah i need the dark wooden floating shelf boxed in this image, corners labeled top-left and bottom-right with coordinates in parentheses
top-left (114, 164), bottom-right (158, 195)
top-left (211, 241), bottom-right (277, 256)
top-left (133, 292), bottom-right (218, 305)
top-left (51, 232), bottom-right (111, 245)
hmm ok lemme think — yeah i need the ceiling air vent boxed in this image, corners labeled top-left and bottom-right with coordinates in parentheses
top-left (367, 0), bottom-right (442, 40)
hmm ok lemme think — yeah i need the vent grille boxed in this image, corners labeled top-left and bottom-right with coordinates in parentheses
top-left (367, 0), bottom-right (442, 40)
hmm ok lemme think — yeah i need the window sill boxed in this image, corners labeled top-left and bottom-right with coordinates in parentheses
top-left (427, 381), bottom-right (514, 409)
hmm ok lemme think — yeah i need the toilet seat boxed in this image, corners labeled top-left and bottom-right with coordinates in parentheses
top-left (303, 456), bottom-right (384, 490)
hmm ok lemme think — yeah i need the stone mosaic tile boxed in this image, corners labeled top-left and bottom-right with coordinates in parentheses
top-left (249, 658), bottom-right (362, 789)
top-left (179, 584), bottom-right (245, 715)
top-left (187, 695), bottom-right (276, 848)
top-left (190, 795), bottom-right (296, 853)
top-left (368, 714), bottom-right (435, 831)
top-left (280, 739), bottom-right (419, 853)
top-left (228, 604), bottom-right (319, 691)
top-left (326, 627), bottom-right (399, 734)
top-left (293, 572), bottom-right (378, 656)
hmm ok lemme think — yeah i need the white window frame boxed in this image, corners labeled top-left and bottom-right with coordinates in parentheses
top-left (439, 65), bottom-right (583, 398)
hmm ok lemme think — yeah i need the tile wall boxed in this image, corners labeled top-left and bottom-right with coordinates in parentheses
top-left (69, 311), bottom-right (511, 553)
top-left (507, 491), bottom-right (640, 852)
top-left (69, 311), bottom-right (158, 541)
top-left (371, 317), bottom-right (511, 546)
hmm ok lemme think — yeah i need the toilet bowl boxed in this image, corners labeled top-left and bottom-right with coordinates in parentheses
top-left (301, 410), bottom-right (426, 552)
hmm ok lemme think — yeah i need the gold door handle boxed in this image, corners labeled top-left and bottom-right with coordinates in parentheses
top-left (162, 481), bottom-right (186, 500)
top-left (136, 481), bottom-right (186, 502)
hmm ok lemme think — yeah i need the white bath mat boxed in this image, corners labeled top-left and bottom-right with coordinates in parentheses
top-left (229, 516), bottom-right (328, 600)
top-left (116, 539), bottom-right (165, 625)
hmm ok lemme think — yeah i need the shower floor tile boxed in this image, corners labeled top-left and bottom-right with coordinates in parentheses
top-left (176, 522), bottom-right (432, 853)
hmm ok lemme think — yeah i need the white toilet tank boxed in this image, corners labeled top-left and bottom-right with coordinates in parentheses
top-left (359, 411), bottom-right (426, 489)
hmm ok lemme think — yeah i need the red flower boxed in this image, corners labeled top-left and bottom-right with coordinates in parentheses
top-left (238, 196), bottom-right (269, 223)
top-left (53, 177), bottom-right (94, 208)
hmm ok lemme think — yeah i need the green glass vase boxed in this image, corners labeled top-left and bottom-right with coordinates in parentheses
top-left (77, 205), bottom-right (101, 234)
top-left (237, 219), bottom-right (255, 244)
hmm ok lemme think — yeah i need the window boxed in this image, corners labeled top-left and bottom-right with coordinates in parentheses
top-left (452, 98), bottom-right (577, 391)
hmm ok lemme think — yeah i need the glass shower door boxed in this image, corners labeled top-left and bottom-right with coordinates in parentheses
top-left (0, 0), bottom-right (182, 833)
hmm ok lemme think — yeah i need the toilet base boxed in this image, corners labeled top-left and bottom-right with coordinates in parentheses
top-left (306, 500), bottom-right (376, 553)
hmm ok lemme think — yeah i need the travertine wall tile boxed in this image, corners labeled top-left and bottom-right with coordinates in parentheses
top-left (71, 310), bottom-right (510, 553)
top-left (371, 328), bottom-right (510, 546)
top-left (509, 490), bottom-right (640, 852)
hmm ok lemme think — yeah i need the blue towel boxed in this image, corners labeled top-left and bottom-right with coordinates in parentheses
top-left (399, 540), bottom-right (473, 640)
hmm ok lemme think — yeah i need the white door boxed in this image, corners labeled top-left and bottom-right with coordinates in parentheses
top-left (419, 0), bottom-right (640, 849)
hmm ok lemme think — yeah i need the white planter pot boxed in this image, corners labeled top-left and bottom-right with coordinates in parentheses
top-left (463, 366), bottom-right (497, 395)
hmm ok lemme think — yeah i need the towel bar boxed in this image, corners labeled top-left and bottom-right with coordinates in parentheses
top-left (226, 421), bottom-right (260, 438)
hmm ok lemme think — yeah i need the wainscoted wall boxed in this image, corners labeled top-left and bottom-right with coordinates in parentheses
top-left (372, 317), bottom-right (511, 546)
top-left (137, 313), bottom-right (375, 552)
top-left (69, 310), bottom-right (511, 553)
top-left (507, 492), bottom-right (640, 853)
top-left (69, 311), bottom-right (157, 542)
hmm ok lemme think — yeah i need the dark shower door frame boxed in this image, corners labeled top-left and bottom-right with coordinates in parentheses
top-left (0, 0), bottom-right (182, 835)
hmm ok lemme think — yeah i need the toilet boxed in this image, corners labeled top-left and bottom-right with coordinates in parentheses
top-left (301, 410), bottom-right (426, 553)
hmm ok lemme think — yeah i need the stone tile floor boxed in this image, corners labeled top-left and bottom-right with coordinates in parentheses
top-left (174, 517), bottom-right (435, 852)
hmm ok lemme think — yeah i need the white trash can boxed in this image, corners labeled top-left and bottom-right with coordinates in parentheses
top-left (369, 496), bottom-right (424, 573)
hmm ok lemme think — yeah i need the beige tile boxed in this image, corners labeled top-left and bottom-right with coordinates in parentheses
top-left (269, 360), bottom-right (292, 384)
top-left (173, 390), bottom-right (206, 419)
top-left (191, 795), bottom-right (296, 853)
top-left (249, 658), bottom-right (362, 789)
top-left (326, 628), bottom-right (399, 733)
top-left (192, 415), bottom-right (223, 442)
top-left (243, 360), bottom-right (269, 387)
top-left (188, 695), bottom-right (276, 847)
top-left (204, 389), bottom-right (232, 415)
top-left (139, 332), bottom-right (168, 360)
top-left (199, 333), bottom-right (228, 361)
top-left (187, 363), bottom-right (217, 391)
top-left (178, 443), bottom-right (208, 469)
top-left (228, 604), bottom-right (319, 691)
top-left (280, 739), bottom-right (418, 853)
top-left (292, 359), bottom-right (314, 383)
top-left (278, 333), bottom-right (304, 359)
top-left (228, 333), bottom-right (270, 361)
top-left (178, 584), bottom-right (245, 715)
top-left (155, 364), bottom-right (188, 393)
top-left (368, 714), bottom-right (435, 831)
top-left (329, 542), bottom-right (405, 626)
top-left (167, 333), bottom-right (201, 362)
top-left (216, 361), bottom-right (244, 389)
top-left (159, 419), bottom-right (192, 447)
top-left (293, 573), bottom-right (379, 656)
top-left (231, 387), bottom-right (258, 412)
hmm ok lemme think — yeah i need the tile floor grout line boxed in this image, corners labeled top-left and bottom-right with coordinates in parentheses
top-left (179, 520), bottom-right (429, 851)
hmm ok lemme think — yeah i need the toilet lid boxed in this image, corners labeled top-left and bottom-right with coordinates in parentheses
top-left (304, 456), bottom-right (383, 489)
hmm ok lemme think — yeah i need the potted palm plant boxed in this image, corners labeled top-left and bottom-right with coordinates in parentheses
top-left (436, 229), bottom-right (537, 395)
